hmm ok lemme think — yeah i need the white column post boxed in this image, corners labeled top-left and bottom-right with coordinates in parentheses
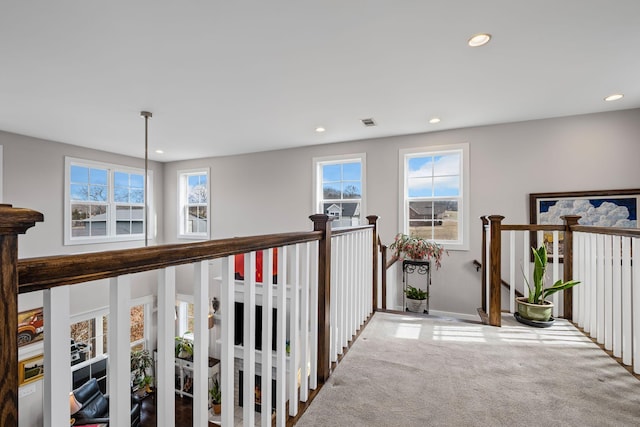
top-left (275, 246), bottom-right (287, 427)
top-left (221, 256), bottom-right (235, 426)
top-left (289, 244), bottom-right (300, 416)
top-left (157, 267), bottom-right (176, 427)
top-left (44, 286), bottom-right (71, 427)
top-left (261, 249), bottom-right (274, 427)
top-left (109, 276), bottom-right (132, 427)
top-left (243, 252), bottom-right (256, 427)
top-left (192, 261), bottom-right (209, 425)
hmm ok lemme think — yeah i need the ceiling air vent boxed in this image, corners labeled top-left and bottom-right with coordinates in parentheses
top-left (361, 118), bottom-right (376, 127)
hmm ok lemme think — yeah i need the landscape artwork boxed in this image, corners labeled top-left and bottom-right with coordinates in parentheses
top-left (530, 189), bottom-right (639, 259)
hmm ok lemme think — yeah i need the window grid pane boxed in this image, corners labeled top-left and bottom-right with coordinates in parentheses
top-left (181, 172), bottom-right (209, 235)
top-left (319, 159), bottom-right (363, 228)
top-left (404, 149), bottom-right (464, 245)
top-left (68, 160), bottom-right (147, 243)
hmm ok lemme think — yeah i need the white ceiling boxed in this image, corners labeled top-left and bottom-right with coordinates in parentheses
top-left (1, 1), bottom-right (639, 162)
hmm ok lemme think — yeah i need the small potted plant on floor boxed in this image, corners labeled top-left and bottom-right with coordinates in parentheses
top-left (404, 285), bottom-right (428, 313)
top-left (209, 378), bottom-right (221, 415)
top-left (516, 244), bottom-right (581, 325)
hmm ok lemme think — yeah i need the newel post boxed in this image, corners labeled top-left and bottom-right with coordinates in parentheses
top-left (0, 204), bottom-right (43, 426)
top-left (488, 215), bottom-right (504, 327)
top-left (562, 215), bottom-right (580, 320)
top-left (366, 215), bottom-right (379, 311)
top-left (480, 216), bottom-right (489, 313)
top-left (309, 214), bottom-right (333, 384)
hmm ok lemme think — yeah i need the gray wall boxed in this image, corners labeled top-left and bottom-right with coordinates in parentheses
top-left (3, 108), bottom-right (639, 425)
top-left (163, 108), bottom-right (640, 316)
top-left (0, 130), bottom-right (164, 427)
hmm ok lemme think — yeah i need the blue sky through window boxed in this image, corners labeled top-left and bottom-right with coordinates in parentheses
top-left (407, 154), bottom-right (460, 198)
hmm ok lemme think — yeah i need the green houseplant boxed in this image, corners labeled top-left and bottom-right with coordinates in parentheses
top-left (209, 378), bottom-right (221, 414)
top-left (516, 245), bottom-right (581, 323)
top-left (130, 349), bottom-right (154, 392)
top-left (404, 285), bottom-right (428, 313)
top-left (175, 334), bottom-right (194, 359)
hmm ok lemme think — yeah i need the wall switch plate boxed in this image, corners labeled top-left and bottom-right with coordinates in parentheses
top-left (19, 383), bottom-right (36, 397)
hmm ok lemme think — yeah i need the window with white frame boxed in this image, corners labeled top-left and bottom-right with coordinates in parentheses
top-left (178, 169), bottom-right (210, 239)
top-left (400, 144), bottom-right (469, 250)
top-left (313, 154), bottom-right (366, 228)
top-left (70, 310), bottom-right (109, 391)
top-left (65, 157), bottom-right (150, 245)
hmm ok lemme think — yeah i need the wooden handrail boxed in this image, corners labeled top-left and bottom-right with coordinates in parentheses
top-left (1, 203), bottom-right (385, 426)
top-left (331, 224), bottom-right (373, 236)
top-left (18, 231), bottom-right (323, 293)
top-left (571, 225), bottom-right (640, 238)
top-left (501, 224), bottom-right (565, 232)
top-left (386, 255), bottom-right (399, 270)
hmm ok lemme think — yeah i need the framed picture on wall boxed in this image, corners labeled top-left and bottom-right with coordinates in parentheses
top-left (18, 307), bottom-right (44, 348)
top-left (529, 189), bottom-right (640, 259)
top-left (19, 354), bottom-right (44, 386)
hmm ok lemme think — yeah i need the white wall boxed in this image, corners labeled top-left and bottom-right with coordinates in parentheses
top-left (162, 108), bottom-right (640, 317)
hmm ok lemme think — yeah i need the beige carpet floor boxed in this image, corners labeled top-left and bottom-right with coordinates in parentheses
top-left (297, 312), bottom-right (640, 427)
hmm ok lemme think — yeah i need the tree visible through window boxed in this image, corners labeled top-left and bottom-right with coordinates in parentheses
top-left (66, 157), bottom-right (148, 244)
top-left (179, 169), bottom-right (209, 238)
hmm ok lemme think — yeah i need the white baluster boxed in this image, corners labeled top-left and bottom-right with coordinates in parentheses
top-left (596, 234), bottom-right (605, 344)
top-left (632, 238), bottom-right (640, 374)
top-left (604, 235), bottom-right (613, 351)
top-left (261, 249), bottom-right (274, 427)
top-left (221, 256), bottom-right (235, 426)
top-left (243, 252), bottom-right (256, 426)
top-left (109, 276), bottom-right (132, 427)
top-left (276, 246), bottom-right (287, 427)
top-left (157, 267), bottom-right (176, 427)
top-left (309, 242), bottom-right (319, 390)
top-left (193, 261), bottom-right (209, 426)
top-left (621, 237), bottom-right (632, 366)
top-left (552, 230), bottom-right (559, 318)
top-left (299, 243), bottom-right (310, 402)
top-left (44, 286), bottom-right (71, 427)
top-left (289, 244), bottom-right (300, 416)
top-left (612, 236), bottom-right (622, 358)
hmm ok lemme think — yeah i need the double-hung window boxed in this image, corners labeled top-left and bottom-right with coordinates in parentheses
top-left (178, 169), bottom-right (210, 239)
top-left (313, 154), bottom-right (366, 228)
top-left (65, 157), bottom-right (149, 245)
top-left (400, 144), bottom-right (469, 250)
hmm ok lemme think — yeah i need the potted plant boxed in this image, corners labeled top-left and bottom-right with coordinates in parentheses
top-left (130, 349), bottom-right (154, 392)
top-left (389, 233), bottom-right (447, 268)
top-left (404, 285), bottom-right (428, 313)
top-left (175, 335), bottom-right (194, 359)
top-left (516, 245), bottom-right (581, 324)
top-left (209, 378), bottom-right (221, 415)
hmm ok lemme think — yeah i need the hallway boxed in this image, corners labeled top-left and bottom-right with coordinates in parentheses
top-left (297, 312), bottom-right (640, 426)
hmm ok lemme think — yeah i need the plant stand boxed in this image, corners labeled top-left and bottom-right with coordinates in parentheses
top-left (402, 259), bottom-right (430, 314)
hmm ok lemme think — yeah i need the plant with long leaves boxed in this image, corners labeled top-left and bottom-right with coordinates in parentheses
top-left (525, 245), bottom-right (581, 304)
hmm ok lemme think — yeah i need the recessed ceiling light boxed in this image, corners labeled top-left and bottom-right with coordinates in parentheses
top-left (604, 93), bottom-right (624, 102)
top-left (155, 149), bottom-right (164, 154)
top-left (468, 33), bottom-right (491, 47)
top-left (429, 117), bottom-right (441, 124)
top-left (315, 126), bottom-right (326, 133)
